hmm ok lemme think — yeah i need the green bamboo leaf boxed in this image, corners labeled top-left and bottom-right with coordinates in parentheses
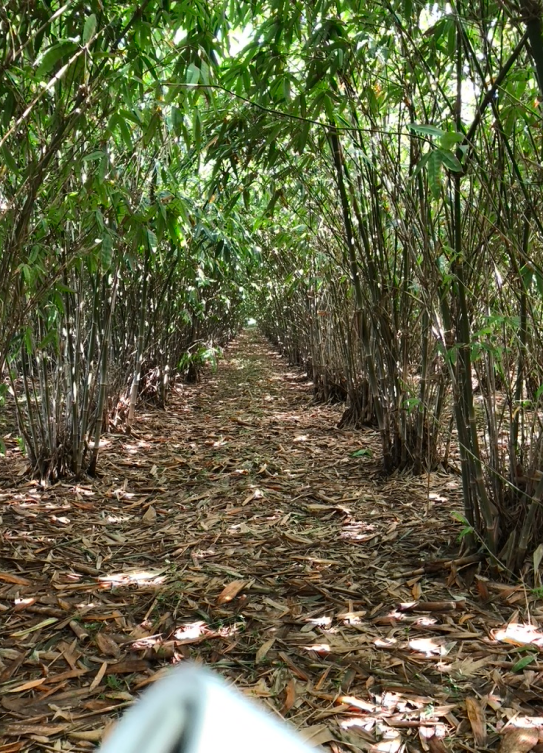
top-left (143, 111), bottom-right (160, 147)
top-left (11, 617), bottom-right (58, 637)
top-left (141, 54), bottom-right (160, 82)
top-left (297, 118), bottom-right (311, 154)
top-left (447, 18), bottom-right (456, 57)
top-left (2, 91), bottom-right (15, 129)
top-left (193, 109), bottom-right (202, 150)
top-left (512, 654), bottom-right (536, 672)
top-left (36, 41), bottom-right (77, 79)
top-left (2, 145), bottom-right (18, 173)
top-left (323, 94), bottom-right (335, 122)
top-left (266, 189), bottom-right (280, 215)
top-left (118, 117), bottom-right (133, 149)
top-left (520, 264), bottom-right (533, 288)
top-left (187, 63), bottom-right (200, 85)
top-left (440, 131), bottom-right (464, 149)
top-left (410, 150), bottom-right (431, 180)
top-left (82, 13), bottom-right (97, 45)
top-left (408, 123), bottom-right (445, 139)
top-left (437, 148), bottom-right (462, 172)
top-left (199, 61), bottom-right (210, 86)
top-left (100, 232), bottom-right (113, 267)
top-left (427, 150), bottom-right (442, 198)
top-left (83, 150), bottom-right (105, 162)
top-left (23, 326), bottom-right (33, 355)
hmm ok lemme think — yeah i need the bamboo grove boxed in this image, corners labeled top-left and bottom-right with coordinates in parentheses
top-left (1, 0), bottom-right (543, 572)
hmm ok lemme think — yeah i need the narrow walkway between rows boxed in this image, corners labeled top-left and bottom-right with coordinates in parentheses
top-left (0, 330), bottom-right (536, 752)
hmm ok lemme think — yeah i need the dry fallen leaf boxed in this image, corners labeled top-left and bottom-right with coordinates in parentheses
top-left (7, 677), bottom-right (47, 693)
top-left (283, 677), bottom-right (296, 713)
top-left (465, 697), bottom-right (486, 747)
top-left (95, 632), bottom-right (121, 657)
top-left (90, 661), bottom-right (109, 692)
top-left (142, 505), bottom-right (157, 524)
top-left (0, 572), bottom-right (31, 586)
top-left (427, 737), bottom-right (450, 753)
top-left (299, 724), bottom-right (336, 746)
top-left (69, 728), bottom-right (106, 742)
top-left (255, 637), bottom-right (276, 664)
top-left (0, 742), bottom-right (26, 752)
top-left (216, 579), bottom-right (246, 604)
top-left (412, 581), bottom-right (422, 600)
top-left (499, 728), bottom-right (539, 753)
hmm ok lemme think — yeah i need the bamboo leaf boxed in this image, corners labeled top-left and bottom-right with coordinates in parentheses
top-left (193, 109), bottom-right (202, 151)
top-left (187, 63), bottom-right (200, 85)
top-left (408, 123), bottom-right (445, 139)
top-left (82, 14), bottom-right (97, 45)
top-left (440, 131), bottom-right (464, 149)
top-left (512, 653), bottom-right (536, 672)
top-left (2, 145), bottom-right (18, 173)
top-left (534, 271), bottom-right (543, 299)
top-left (100, 232), bottom-right (113, 267)
top-left (437, 148), bottom-right (462, 172)
top-left (427, 150), bottom-right (442, 198)
top-left (36, 41), bottom-right (77, 79)
top-left (410, 150), bottom-right (431, 180)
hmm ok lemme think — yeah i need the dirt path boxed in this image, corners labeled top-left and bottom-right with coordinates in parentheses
top-left (0, 330), bottom-right (539, 751)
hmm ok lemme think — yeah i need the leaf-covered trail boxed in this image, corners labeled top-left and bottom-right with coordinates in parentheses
top-left (1, 330), bottom-right (542, 752)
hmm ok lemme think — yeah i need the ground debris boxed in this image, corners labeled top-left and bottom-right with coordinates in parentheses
top-left (1, 331), bottom-right (542, 751)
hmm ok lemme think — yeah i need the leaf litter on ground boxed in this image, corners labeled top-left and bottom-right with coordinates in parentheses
top-left (1, 331), bottom-right (543, 752)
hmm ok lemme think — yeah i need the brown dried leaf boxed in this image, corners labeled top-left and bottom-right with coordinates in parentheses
top-left (4, 724), bottom-right (68, 737)
top-left (0, 572), bottom-right (31, 585)
top-left (499, 728), bottom-right (539, 753)
top-left (90, 661), bottom-right (109, 692)
top-left (283, 677), bottom-right (296, 713)
top-left (69, 728), bottom-right (105, 742)
top-left (95, 632), bottom-right (121, 657)
top-left (465, 697), bottom-right (486, 747)
top-left (411, 581), bottom-right (422, 600)
top-left (427, 737), bottom-right (450, 753)
top-left (299, 724), bottom-right (336, 746)
top-left (7, 677), bottom-right (47, 693)
top-left (255, 637), bottom-right (276, 664)
top-left (105, 660), bottom-right (150, 674)
top-left (142, 505), bottom-right (157, 524)
top-left (216, 579), bottom-right (246, 604)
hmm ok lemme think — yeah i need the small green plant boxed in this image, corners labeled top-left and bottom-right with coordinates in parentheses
top-left (511, 651), bottom-right (537, 673)
top-left (106, 675), bottom-right (124, 690)
top-left (351, 448), bottom-right (372, 458)
top-left (451, 511), bottom-right (474, 542)
top-left (178, 344), bottom-right (222, 374)
top-left (402, 397), bottom-right (422, 413)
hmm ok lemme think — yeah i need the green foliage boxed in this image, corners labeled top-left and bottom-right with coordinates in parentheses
top-left (178, 345), bottom-right (222, 373)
